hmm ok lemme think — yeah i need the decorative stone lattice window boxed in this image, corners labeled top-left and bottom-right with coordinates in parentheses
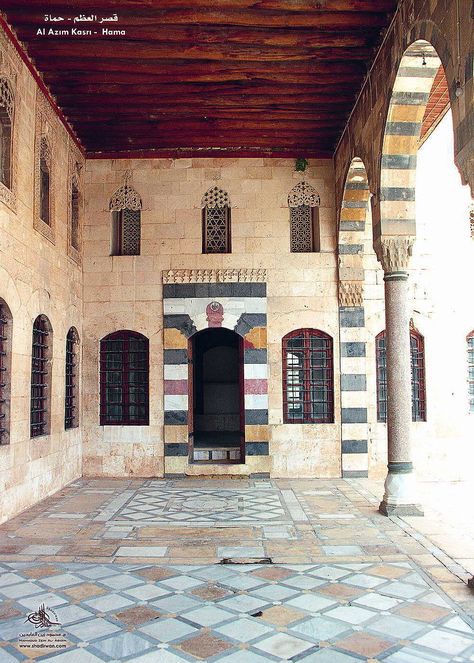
top-left (65, 327), bottom-right (79, 430)
top-left (467, 331), bottom-right (474, 413)
top-left (282, 329), bottom-right (334, 424)
top-left (100, 331), bottom-right (149, 425)
top-left (201, 186), bottom-right (231, 254)
top-left (376, 329), bottom-right (426, 422)
top-left (0, 299), bottom-right (12, 445)
top-left (39, 136), bottom-right (51, 225)
top-left (288, 181), bottom-right (321, 253)
top-left (30, 315), bottom-right (52, 438)
top-left (109, 175), bottom-right (142, 256)
top-left (0, 78), bottom-right (13, 191)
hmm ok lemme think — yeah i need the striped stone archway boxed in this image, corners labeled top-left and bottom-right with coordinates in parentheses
top-left (338, 157), bottom-right (372, 478)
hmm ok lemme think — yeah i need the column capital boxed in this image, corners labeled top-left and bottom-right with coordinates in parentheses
top-left (338, 281), bottom-right (363, 307)
top-left (376, 236), bottom-right (415, 274)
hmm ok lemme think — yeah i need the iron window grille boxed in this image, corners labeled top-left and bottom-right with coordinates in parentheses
top-left (0, 300), bottom-right (11, 445)
top-left (202, 205), bottom-right (231, 254)
top-left (112, 209), bottom-right (141, 255)
top-left (30, 315), bottom-right (51, 437)
top-left (39, 137), bottom-right (51, 225)
top-left (290, 205), bottom-right (320, 252)
top-left (65, 328), bottom-right (79, 429)
top-left (71, 178), bottom-right (80, 251)
top-left (376, 329), bottom-right (426, 423)
top-left (100, 331), bottom-right (149, 425)
top-left (470, 206), bottom-right (474, 239)
top-left (283, 329), bottom-right (334, 424)
top-left (467, 332), bottom-right (474, 413)
top-left (0, 78), bottom-right (13, 190)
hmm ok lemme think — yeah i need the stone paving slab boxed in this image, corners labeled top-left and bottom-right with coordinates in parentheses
top-left (0, 561), bottom-right (473, 662)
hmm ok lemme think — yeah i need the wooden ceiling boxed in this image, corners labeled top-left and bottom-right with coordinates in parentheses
top-left (2, 1), bottom-right (398, 158)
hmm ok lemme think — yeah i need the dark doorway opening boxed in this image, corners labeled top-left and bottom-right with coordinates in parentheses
top-left (190, 328), bottom-right (244, 463)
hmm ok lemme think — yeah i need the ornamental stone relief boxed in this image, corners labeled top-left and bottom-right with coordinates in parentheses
top-left (162, 268), bottom-right (267, 284)
top-left (288, 181), bottom-right (320, 208)
top-left (338, 281), bottom-right (363, 307)
top-left (378, 237), bottom-right (415, 273)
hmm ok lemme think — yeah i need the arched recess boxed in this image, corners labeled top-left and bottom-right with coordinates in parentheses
top-left (337, 157), bottom-right (373, 478)
top-left (31, 314), bottom-right (53, 437)
top-left (188, 327), bottom-right (244, 463)
top-left (109, 174), bottom-right (143, 256)
top-left (65, 327), bottom-right (80, 430)
top-left (378, 40), bottom-right (449, 252)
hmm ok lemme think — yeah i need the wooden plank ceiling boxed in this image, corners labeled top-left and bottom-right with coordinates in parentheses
top-left (2, 0), bottom-right (398, 158)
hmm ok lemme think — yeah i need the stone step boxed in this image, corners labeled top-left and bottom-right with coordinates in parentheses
top-left (193, 447), bottom-right (241, 462)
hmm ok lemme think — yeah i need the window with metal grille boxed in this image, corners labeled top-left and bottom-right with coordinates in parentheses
top-left (39, 137), bottom-right (51, 225)
top-left (71, 178), bottom-right (80, 251)
top-left (100, 331), bottom-right (149, 425)
top-left (31, 315), bottom-right (52, 437)
top-left (0, 299), bottom-right (12, 445)
top-left (112, 209), bottom-right (141, 255)
top-left (65, 327), bottom-right (79, 429)
top-left (470, 206), bottom-right (474, 239)
top-left (0, 78), bottom-right (13, 190)
top-left (283, 329), bottom-right (334, 424)
top-left (376, 329), bottom-right (426, 422)
top-left (467, 331), bottom-right (474, 413)
top-left (290, 206), bottom-right (320, 252)
top-left (202, 205), bottom-right (231, 253)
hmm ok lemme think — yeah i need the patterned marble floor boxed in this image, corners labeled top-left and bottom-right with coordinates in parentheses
top-left (108, 484), bottom-right (289, 524)
top-left (1, 560), bottom-right (474, 662)
top-left (1, 477), bottom-right (474, 661)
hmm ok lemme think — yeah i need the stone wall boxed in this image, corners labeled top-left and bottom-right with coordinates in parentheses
top-left (0, 31), bottom-right (83, 524)
top-left (82, 158), bottom-right (340, 478)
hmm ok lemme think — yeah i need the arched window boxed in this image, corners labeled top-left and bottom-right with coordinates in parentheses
top-left (100, 331), bottom-right (149, 425)
top-left (109, 176), bottom-right (142, 256)
top-left (70, 173), bottom-right (80, 251)
top-left (376, 329), bottom-right (426, 422)
top-left (0, 299), bottom-right (12, 445)
top-left (39, 136), bottom-right (51, 225)
top-left (31, 315), bottom-right (52, 437)
top-left (288, 182), bottom-right (320, 253)
top-left (282, 329), bottom-right (334, 423)
top-left (0, 78), bottom-right (13, 190)
top-left (65, 327), bottom-right (79, 429)
top-left (467, 331), bottom-right (474, 413)
top-left (201, 186), bottom-right (231, 253)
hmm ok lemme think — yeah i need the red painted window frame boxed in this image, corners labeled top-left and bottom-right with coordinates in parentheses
top-left (468, 331), bottom-right (474, 413)
top-left (100, 330), bottom-right (149, 426)
top-left (282, 328), bottom-right (334, 424)
top-left (376, 329), bottom-right (426, 423)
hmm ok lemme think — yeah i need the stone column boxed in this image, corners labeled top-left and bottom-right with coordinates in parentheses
top-left (378, 237), bottom-right (423, 516)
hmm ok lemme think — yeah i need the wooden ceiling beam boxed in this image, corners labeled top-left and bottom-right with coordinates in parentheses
top-left (1, 0), bottom-right (396, 12)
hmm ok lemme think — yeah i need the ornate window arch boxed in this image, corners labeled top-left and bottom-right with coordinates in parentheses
top-left (0, 78), bottom-right (14, 192)
top-left (467, 331), bottom-right (474, 413)
top-left (65, 327), bottom-right (80, 430)
top-left (31, 315), bottom-right (53, 437)
top-left (201, 186), bottom-right (231, 254)
top-left (282, 328), bottom-right (334, 423)
top-left (100, 330), bottom-right (149, 425)
top-left (288, 181), bottom-right (321, 253)
top-left (0, 299), bottom-right (12, 445)
top-left (376, 329), bottom-right (426, 422)
top-left (109, 176), bottom-right (142, 256)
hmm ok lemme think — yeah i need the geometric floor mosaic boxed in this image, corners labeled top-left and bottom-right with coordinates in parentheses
top-left (1, 561), bottom-right (474, 662)
top-left (109, 487), bottom-right (289, 524)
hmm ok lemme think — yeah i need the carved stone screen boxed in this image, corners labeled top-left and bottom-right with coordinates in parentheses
top-left (290, 205), bottom-right (314, 252)
top-left (203, 205), bottom-right (231, 253)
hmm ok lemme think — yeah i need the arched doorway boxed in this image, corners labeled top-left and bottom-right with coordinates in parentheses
top-left (189, 328), bottom-right (244, 463)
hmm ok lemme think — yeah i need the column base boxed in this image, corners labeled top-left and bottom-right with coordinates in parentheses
top-left (379, 500), bottom-right (424, 517)
top-left (378, 468), bottom-right (424, 517)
